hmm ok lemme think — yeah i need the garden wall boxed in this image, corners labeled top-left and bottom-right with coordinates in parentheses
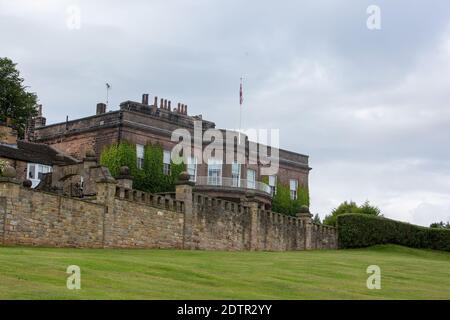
top-left (0, 177), bottom-right (337, 251)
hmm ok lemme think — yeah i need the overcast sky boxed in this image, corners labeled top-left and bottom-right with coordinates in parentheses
top-left (1, 0), bottom-right (450, 226)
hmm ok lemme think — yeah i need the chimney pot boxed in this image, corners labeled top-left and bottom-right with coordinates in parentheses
top-left (142, 94), bottom-right (149, 105)
top-left (96, 103), bottom-right (107, 115)
top-left (168, 101), bottom-right (171, 111)
top-left (154, 96), bottom-right (158, 106)
top-left (164, 99), bottom-right (167, 109)
top-left (160, 98), bottom-right (163, 108)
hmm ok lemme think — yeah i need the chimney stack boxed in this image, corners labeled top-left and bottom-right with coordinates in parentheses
top-left (142, 94), bottom-right (149, 105)
top-left (96, 103), bottom-right (106, 115)
top-left (164, 99), bottom-right (167, 109)
top-left (160, 98), bottom-right (164, 109)
top-left (178, 104), bottom-right (187, 115)
top-left (152, 96), bottom-right (158, 113)
top-left (168, 101), bottom-right (171, 111)
top-left (34, 104), bottom-right (47, 127)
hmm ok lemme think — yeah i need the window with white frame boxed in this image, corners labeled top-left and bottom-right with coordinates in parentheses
top-left (136, 144), bottom-right (144, 169)
top-left (27, 163), bottom-right (52, 188)
top-left (290, 179), bottom-right (298, 200)
top-left (231, 162), bottom-right (241, 187)
top-left (269, 175), bottom-right (277, 196)
top-left (207, 160), bottom-right (222, 186)
top-left (247, 169), bottom-right (256, 189)
top-left (163, 150), bottom-right (171, 175)
top-left (187, 156), bottom-right (197, 182)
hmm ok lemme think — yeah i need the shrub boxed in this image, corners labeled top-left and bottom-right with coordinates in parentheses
top-left (337, 213), bottom-right (450, 251)
top-left (313, 213), bottom-right (321, 224)
top-left (430, 221), bottom-right (450, 229)
top-left (324, 200), bottom-right (380, 227)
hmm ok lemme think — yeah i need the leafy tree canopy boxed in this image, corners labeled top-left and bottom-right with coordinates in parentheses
top-left (430, 221), bottom-right (450, 229)
top-left (313, 213), bottom-right (321, 224)
top-left (323, 200), bottom-right (381, 227)
top-left (0, 57), bottom-right (38, 138)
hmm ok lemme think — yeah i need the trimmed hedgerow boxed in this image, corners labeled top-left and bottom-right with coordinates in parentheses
top-left (337, 213), bottom-right (450, 251)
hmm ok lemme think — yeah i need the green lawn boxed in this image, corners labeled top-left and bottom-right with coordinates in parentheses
top-left (0, 245), bottom-right (449, 299)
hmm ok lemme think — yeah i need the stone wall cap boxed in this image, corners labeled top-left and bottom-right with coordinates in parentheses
top-left (176, 171), bottom-right (194, 186)
top-left (0, 176), bottom-right (21, 184)
top-left (175, 180), bottom-right (195, 187)
top-left (297, 212), bottom-right (313, 219)
top-left (96, 177), bottom-right (117, 184)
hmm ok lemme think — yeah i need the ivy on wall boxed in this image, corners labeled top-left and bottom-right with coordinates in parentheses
top-left (262, 177), bottom-right (310, 216)
top-left (99, 141), bottom-right (137, 177)
top-left (100, 141), bottom-right (184, 193)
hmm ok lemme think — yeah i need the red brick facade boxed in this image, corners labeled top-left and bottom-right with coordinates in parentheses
top-left (31, 96), bottom-right (311, 207)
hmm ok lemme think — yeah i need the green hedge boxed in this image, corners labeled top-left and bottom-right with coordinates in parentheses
top-left (337, 213), bottom-right (450, 251)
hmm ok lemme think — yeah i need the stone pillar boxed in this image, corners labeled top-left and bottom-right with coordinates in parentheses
top-left (95, 177), bottom-right (117, 248)
top-left (244, 191), bottom-right (259, 251)
top-left (297, 206), bottom-right (313, 250)
top-left (116, 166), bottom-right (133, 189)
top-left (82, 149), bottom-right (98, 196)
top-left (175, 172), bottom-right (194, 250)
top-left (0, 166), bottom-right (21, 245)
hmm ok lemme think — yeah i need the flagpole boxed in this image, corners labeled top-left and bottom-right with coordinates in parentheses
top-left (239, 77), bottom-right (243, 144)
top-left (106, 83), bottom-right (111, 108)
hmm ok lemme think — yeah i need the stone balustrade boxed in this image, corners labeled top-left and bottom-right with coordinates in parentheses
top-left (115, 186), bottom-right (184, 213)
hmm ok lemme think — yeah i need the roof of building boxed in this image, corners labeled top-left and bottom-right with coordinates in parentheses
top-left (0, 141), bottom-right (79, 166)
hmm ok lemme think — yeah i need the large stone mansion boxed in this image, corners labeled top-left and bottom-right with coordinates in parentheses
top-left (0, 94), bottom-right (337, 251)
top-left (25, 94), bottom-right (311, 209)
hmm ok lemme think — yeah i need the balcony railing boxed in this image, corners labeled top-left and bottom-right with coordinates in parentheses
top-left (195, 176), bottom-right (271, 195)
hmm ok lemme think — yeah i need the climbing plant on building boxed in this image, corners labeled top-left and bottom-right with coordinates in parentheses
top-left (262, 177), bottom-right (310, 216)
top-left (100, 141), bottom-right (183, 193)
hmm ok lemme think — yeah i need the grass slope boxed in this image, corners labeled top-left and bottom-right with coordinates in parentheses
top-left (0, 245), bottom-right (449, 299)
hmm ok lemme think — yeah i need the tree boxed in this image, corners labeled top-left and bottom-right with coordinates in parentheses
top-left (313, 213), bottom-right (321, 224)
top-left (323, 200), bottom-right (381, 227)
top-left (0, 57), bottom-right (38, 138)
top-left (430, 221), bottom-right (450, 229)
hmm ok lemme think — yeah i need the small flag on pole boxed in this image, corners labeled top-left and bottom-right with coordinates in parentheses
top-left (239, 78), bottom-right (243, 106)
top-left (106, 83), bottom-right (111, 107)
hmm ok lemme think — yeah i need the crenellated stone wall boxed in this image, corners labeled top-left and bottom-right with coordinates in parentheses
top-left (0, 175), bottom-right (337, 251)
